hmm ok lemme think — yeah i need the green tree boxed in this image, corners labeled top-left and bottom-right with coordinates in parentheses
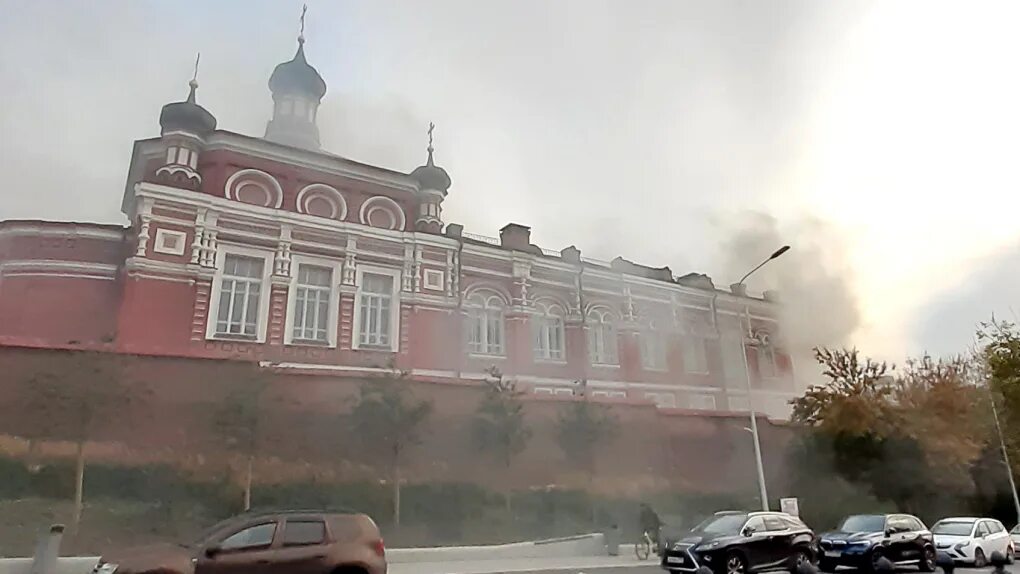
top-left (554, 380), bottom-right (618, 523)
top-left (11, 350), bottom-right (145, 530)
top-left (471, 366), bottom-right (532, 516)
top-left (349, 366), bottom-right (433, 527)
top-left (211, 360), bottom-right (276, 511)
top-left (790, 347), bottom-right (895, 433)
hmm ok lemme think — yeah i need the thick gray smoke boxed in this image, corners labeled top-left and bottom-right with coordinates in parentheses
top-left (714, 212), bottom-right (861, 387)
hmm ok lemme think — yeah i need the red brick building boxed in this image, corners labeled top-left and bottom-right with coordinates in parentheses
top-left (0, 38), bottom-right (799, 420)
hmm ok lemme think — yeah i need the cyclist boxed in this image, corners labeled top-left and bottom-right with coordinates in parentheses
top-left (639, 503), bottom-right (663, 554)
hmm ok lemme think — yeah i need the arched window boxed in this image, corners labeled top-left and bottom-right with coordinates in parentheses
top-left (640, 321), bottom-right (667, 371)
top-left (466, 290), bottom-right (506, 356)
top-left (532, 300), bottom-right (565, 361)
top-left (587, 307), bottom-right (618, 365)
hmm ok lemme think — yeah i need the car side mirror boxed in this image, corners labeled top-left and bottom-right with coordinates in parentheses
top-left (884, 529), bottom-right (894, 537)
top-left (742, 527), bottom-right (754, 537)
top-left (204, 545), bottom-right (221, 558)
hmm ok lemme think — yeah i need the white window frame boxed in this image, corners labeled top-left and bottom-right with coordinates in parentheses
top-left (423, 269), bottom-right (444, 291)
top-left (587, 307), bottom-right (619, 366)
top-left (644, 391), bottom-right (677, 408)
top-left (640, 327), bottom-right (668, 371)
top-left (465, 290), bottom-right (507, 357)
top-left (592, 390), bottom-right (626, 399)
top-left (532, 300), bottom-right (566, 362)
top-left (757, 344), bottom-right (778, 379)
top-left (351, 264), bottom-right (401, 352)
top-left (206, 245), bottom-right (273, 343)
top-left (284, 254), bottom-right (341, 348)
top-left (688, 393), bottom-right (718, 411)
top-left (721, 335), bottom-right (747, 388)
top-left (153, 228), bottom-right (187, 256)
top-left (683, 335), bottom-right (710, 374)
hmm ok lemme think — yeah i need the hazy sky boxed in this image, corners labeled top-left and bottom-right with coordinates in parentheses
top-left (1, 0), bottom-right (1018, 364)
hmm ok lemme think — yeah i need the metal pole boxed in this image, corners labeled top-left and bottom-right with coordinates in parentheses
top-left (742, 304), bottom-right (769, 511)
top-left (990, 394), bottom-right (1020, 524)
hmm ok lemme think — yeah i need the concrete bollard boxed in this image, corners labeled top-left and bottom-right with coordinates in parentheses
top-left (30, 525), bottom-right (64, 574)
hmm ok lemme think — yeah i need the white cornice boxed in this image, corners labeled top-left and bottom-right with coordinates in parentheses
top-left (204, 132), bottom-right (420, 195)
top-left (136, 182), bottom-right (459, 250)
top-left (0, 260), bottom-right (118, 278)
top-left (0, 223), bottom-right (125, 241)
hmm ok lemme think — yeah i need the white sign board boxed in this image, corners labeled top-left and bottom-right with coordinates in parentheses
top-left (780, 497), bottom-right (799, 517)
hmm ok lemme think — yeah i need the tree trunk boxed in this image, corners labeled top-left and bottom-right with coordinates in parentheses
top-left (243, 455), bottom-right (254, 511)
top-left (72, 441), bottom-right (85, 531)
top-left (25, 438), bottom-right (40, 473)
top-left (393, 465), bottom-right (401, 527)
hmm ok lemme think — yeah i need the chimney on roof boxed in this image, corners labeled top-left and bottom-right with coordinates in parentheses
top-left (444, 223), bottom-right (463, 239)
top-left (730, 283), bottom-right (748, 297)
top-left (763, 289), bottom-right (780, 302)
top-left (561, 245), bottom-right (581, 263)
top-left (499, 223), bottom-right (531, 251)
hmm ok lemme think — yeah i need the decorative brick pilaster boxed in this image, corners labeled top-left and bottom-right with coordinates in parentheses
top-left (267, 283), bottom-right (288, 345)
top-left (190, 280), bottom-right (212, 341)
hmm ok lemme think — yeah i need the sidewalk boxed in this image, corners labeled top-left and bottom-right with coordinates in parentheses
top-left (389, 553), bottom-right (651, 574)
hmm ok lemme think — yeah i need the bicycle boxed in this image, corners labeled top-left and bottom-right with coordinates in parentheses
top-left (635, 530), bottom-right (655, 560)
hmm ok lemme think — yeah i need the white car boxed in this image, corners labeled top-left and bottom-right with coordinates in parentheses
top-left (932, 517), bottom-right (1013, 566)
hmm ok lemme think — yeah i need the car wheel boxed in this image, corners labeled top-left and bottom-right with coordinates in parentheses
top-left (726, 551), bottom-right (748, 574)
top-left (818, 558), bottom-right (836, 573)
top-left (788, 547), bottom-right (811, 573)
top-left (868, 549), bottom-right (885, 573)
top-left (974, 547), bottom-right (987, 568)
top-left (919, 546), bottom-right (937, 572)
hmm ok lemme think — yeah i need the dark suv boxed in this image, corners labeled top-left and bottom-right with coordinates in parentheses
top-left (818, 514), bottom-right (936, 573)
top-left (92, 509), bottom-right (386, 574)
top-left (661, 511), bottom-right (816, 574)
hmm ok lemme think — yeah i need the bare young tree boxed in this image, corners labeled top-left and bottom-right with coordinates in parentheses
top-left (471, 366), bottom-right (532, 516)
top-left (349, 365), bottom-right (433, 527)
top-left (12, 350), bottom-right (145, 530)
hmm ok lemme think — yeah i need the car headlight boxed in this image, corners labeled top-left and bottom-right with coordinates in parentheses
top-left (94, 563), bottom-right (118, 574)
top-left (698, 541), bottom-right (723, 550)
top-left (955, 541), bottom-right (971, 549)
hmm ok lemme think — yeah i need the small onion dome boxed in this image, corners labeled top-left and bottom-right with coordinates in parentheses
top-left (268, 38), bottom-right (326, 100)
top-left (159, 80), bottom-right (216, 136)
top-left (411, 148), bottom-right (452, 193)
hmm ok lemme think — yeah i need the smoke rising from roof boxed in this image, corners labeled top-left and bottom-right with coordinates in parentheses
top-left (716, 212), bottom-right (861, 386)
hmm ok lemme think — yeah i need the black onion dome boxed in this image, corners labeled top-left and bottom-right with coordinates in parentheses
top-left (411, 149), bottom-right (452, 193)
top-left (159, 81), bottom-right (217, 136)
top-left (268, 39), bottom-right (326, 100)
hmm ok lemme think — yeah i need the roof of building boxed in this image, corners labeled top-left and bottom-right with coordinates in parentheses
top-left (159, 81), bottom-right (216, 137)
top-left (268, 39), bottom-right (326, 100)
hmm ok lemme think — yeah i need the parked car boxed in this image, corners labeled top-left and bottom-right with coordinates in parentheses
top-left (92, 509), bottom-right (386, 574)
top-left (818, 514), bottom-right (936, 573)
top-left (932, 517), bottom-right (1013, 566)
top-left (660, 510), bottom-right (816, 574)
top-left (1011, 523), bottom-right (1020, 550)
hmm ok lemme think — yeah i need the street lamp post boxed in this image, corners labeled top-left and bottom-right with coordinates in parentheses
top-left (736, 245), bottom-right (790, 512)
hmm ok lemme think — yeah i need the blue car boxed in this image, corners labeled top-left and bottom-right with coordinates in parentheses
top-left (818, 514), bottom-right (936, 573)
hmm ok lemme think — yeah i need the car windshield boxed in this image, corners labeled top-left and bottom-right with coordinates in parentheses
top-left (693, 513), bottom-right (749, 535)
top-left (933, 521), bottom-right (974, 536)
top-left (840, 515), bottom-right (887, 533)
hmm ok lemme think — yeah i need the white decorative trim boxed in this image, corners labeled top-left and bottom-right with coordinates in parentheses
top-left (224, 168), bottom-right (284, 209)
top-left (295, 183), bottom-right (348, 220)
top-left (0, 224), bottom-right (124, 241)
top-left (284, 254), bottom-right (342, 348)
top-left (351, 263), bottom-right (402, 352)
top-left (0, 260), bottom-right (118, 277)
top-left (155, 164), bottom-right (201, 183)
top-left (687, 393), bottom-right (718, 411)
top-left (423, 268), bottom-right (444, 291)
top-left (359, 196), bottom-right (407, 231)
top-left (205, 244), bottom-right (274, 343)
top-left (153, 228), bottom-right (188, 256)
top-left (136, 183), bottom-right (459, 250)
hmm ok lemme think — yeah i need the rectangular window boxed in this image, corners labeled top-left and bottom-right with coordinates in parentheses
top-left (688, 393), bottom-right (717, 411)
top-left (358, 273), bottom-right (394, 349)
top-left (644, 392), bottom-right (677, 408)
top-left (589, 324), bottom-right (618, 365)
top-left (468, 308), bottom-right (505, 355)
top-left (721, 337), bottom-right (746, 388)
top-left (533, 316), bottom-right (565, 360)
top-left (682, 335), bottom-right (709, 374)
top-left (291, 264), bottom-right (333, 344)
top-left (215, 254), bottom-right (264, 337)
top-left (176, 147), bottom-right (190, 166)
top-left (757, 346), bottom-right (777, 378)
top-left (640, 331), bottom-right (667, 370)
